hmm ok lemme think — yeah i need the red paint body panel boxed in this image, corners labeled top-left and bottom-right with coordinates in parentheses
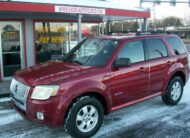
top-left (148, 58), bottom-right (170, 95)
top-left (112, 92), bottom-right (162, 111)
top-left (12, 34), bottom-right (189, 128)
top-left (13, 90), bottom-right (70, 127)
top-left (110, 61), bottom-right (149, 107)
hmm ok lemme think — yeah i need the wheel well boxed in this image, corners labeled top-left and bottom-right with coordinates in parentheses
top-left (171, 71), bottom-right (186, 85)
top-left (64, 92), bottom-right (108, 123)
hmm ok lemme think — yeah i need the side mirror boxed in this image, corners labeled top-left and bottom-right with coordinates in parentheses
top-left (115, 58), bottom-right (131, 68)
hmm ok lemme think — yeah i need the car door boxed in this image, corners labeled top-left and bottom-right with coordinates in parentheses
top-left (110, 40), bottom-right (149, 107)
top-left (144, 38), bottom-right (171, 95)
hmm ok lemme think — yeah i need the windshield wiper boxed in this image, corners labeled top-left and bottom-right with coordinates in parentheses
top-left (62, 57), bottom-right (68, 62)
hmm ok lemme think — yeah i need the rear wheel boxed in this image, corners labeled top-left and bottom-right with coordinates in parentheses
top-left (162, 76), bottom-right (184, 105)
top-left (64, 96), bottom-right (104, 138)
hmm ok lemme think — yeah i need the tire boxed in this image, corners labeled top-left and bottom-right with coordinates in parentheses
top-left (64, 96), bottom-right (104, 138)
top-left (162, 76), bottom-right (184, 105)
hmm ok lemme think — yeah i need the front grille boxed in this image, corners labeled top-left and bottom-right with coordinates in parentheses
top-left (10, 79), bottom-right (30, 111)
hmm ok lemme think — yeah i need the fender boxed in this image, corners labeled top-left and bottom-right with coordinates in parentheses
top-left (162, 62), bottom-right (186, 94)
top-left (59, 79), bottom-right (112, 113)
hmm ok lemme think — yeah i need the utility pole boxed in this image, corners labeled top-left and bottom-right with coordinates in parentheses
top-left (153, 2), bottom-right (157, 31)
top-left (139, 0), bottom-right (143, 31)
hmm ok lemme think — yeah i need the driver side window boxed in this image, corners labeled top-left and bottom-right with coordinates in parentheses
top-left (117, 41), bottom-right (145, 64)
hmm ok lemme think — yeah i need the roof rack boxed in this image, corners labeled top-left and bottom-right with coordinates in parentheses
top-left (136, 31), bottom-right (171, 36)
top-left (108, 31), bottom-right (172, 36)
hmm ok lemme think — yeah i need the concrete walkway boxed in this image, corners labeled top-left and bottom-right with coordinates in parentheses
top-left (0, 81), bottom-right (11, 96)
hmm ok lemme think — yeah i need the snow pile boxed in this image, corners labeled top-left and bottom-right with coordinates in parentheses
top-left (0, 110), bottom-right (23, 126)
top-left (181, 78), bottom-right (190, 103)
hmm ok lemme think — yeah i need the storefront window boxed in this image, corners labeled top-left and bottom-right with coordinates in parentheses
top-left (82, 23), bottom-right (99, 38)
top-left (70, 23), bottom-right (78, 50)
top-left (70, 23), bottom-right (99, 50)
top-left (35, 22), bottom-right (100, 64)
top-left (35, 22), bottom-right (69, 63)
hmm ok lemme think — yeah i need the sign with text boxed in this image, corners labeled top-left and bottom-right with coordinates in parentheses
top-left (55, 6), bottom-right (105, 15)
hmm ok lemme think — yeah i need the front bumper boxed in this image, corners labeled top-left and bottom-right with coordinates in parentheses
top-left (12, 94), bottom-right (70, 127)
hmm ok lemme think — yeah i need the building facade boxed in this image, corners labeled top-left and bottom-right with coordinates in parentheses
top-left (0, 0), bottom-right (150, 81)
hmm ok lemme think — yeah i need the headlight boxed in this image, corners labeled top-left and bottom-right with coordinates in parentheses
top-left (31, 85), bottom-right (59, 100)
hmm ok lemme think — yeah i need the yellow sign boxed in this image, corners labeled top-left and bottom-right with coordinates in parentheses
top-left (3, 32), bottom-right (17, 40)
top-left (36, 26), bottom-right (67, 44)
top-left (38, 36), bottom-right (66, 44)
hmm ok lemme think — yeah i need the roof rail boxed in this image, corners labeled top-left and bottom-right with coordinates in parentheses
top-left (107, 31), bottom-right (172, 36)
top-left (136, 31), bottom-right (171, 36)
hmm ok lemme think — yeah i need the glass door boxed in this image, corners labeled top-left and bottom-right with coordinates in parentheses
top-left (0, 22), bottom-right (24, 80)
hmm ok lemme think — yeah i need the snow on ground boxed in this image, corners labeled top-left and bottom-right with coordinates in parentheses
top-left (0, 97), bottom-right (10, 103)
top-left (0, 110), bottom-right (22, 126)
top-left (181, 78), bottom-right (190, 103)
top-left (0, 79), bottom-right (190, 138)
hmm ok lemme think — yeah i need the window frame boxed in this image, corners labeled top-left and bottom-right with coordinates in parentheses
top-left (165, 36), bottom-right (186, 55)
top-left (144, 38), bottom-right (169, 61)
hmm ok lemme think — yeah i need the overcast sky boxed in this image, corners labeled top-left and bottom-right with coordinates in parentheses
top-left (113, 0), bottom-right (190, 20)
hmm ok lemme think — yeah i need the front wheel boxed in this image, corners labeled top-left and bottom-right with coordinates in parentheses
top-left (64, 96), bottom-right (104, 138)
top-left (162, 76), bottom-right (184, 105)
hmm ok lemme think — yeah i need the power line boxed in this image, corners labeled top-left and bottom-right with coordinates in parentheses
top-left (141, 0), bottom-right (190, 6)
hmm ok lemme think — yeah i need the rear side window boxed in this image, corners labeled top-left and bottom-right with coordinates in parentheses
top-left (117, 41), bottom-right (145, 64)
top-left (145, 39), bottom-right (168, 60)
top-left (166, 37), bottom-right (185, 55)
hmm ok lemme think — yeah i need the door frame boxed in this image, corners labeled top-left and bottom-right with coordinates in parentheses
top-left (0, 21), bottom-right (25, 81)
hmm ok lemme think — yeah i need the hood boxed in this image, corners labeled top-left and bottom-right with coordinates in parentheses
top-left (14, 61), bottom-right (95, 86)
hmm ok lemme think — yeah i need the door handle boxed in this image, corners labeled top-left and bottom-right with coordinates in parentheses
top-left (139, 67), bottom-right (147, 73)
top-left (166, 61), bottom-right (172, 65)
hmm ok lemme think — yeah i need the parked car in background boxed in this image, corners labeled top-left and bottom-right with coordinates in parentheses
top-left (10, 32), bottom-right (190, 138)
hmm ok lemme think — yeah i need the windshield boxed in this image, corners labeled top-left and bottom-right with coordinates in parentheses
top-left (64, 38), bottom-right (119, 67)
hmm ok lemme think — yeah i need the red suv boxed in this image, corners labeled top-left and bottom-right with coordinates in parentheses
top-left (10, 33), bottom-right (190, 138)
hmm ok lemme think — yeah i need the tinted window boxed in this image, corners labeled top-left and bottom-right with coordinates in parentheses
top-left (145, 39), bottom-right (168, 60)
top-left (118, 41), bottom-right (145, 63)
top-left (166, 37), bottom-right (185, 55)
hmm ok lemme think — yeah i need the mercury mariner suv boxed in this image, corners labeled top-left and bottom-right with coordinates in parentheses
top-left (10, 33), bottom-right (190, 138)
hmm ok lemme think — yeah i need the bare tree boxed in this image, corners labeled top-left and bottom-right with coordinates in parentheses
top-left (161, 16), bottom-right (183, 30)
top-left (148, 16), bottom-right (183, 31)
